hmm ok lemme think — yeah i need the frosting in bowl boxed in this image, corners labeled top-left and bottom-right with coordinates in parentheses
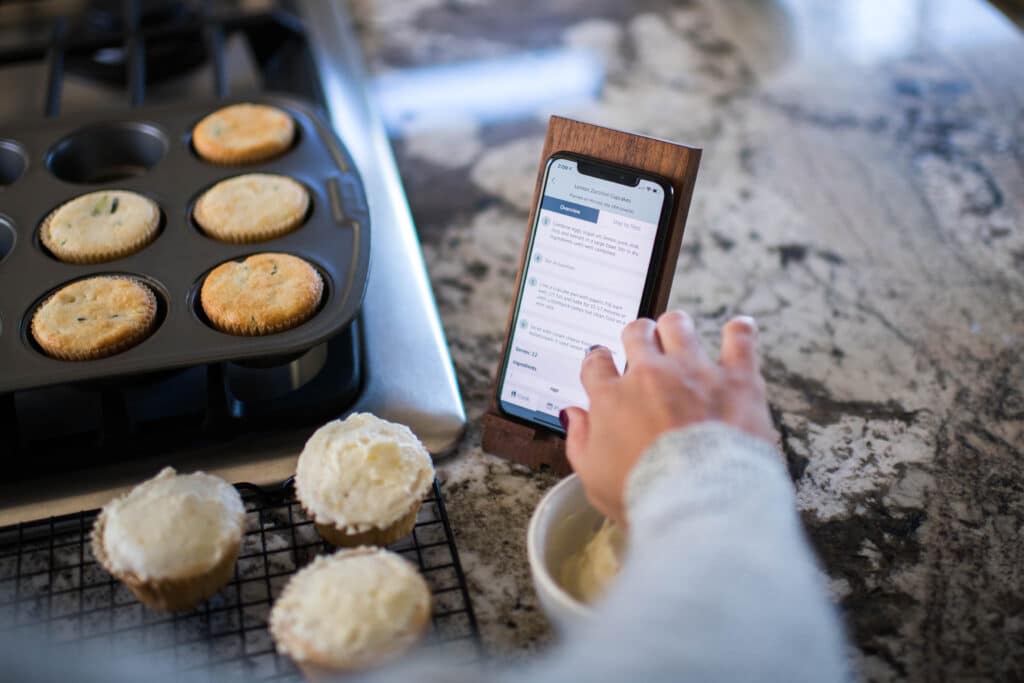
top-left (560, 518), bottom-right (627, 604)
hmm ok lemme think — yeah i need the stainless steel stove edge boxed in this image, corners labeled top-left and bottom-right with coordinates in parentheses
top-left (298, 0), bottom-right (466, 455)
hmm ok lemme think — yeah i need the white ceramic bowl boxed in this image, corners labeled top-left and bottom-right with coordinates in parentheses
top-left (527, 473), bottom-right (605, 628)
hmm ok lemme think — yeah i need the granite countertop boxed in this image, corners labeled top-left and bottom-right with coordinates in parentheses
top-left (351, 1), bottom-right (1024, 680)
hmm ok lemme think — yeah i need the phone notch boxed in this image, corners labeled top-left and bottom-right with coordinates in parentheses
top-left (577, 159), bottom-right (640, 186)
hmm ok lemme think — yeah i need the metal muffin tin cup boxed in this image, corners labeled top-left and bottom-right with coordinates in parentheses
top-left (0, 140), bottom-right (27, 187)
top-left (0, 95), bottom-right (371, 394)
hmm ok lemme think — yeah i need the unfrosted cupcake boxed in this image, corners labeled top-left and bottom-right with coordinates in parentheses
top-left (192, 103), bottom-right (295, 165)
top-left (91, 467), bottom-right (246, 612)
top-left (40, 190), bottom-right (160, 263)
top-left (295, 414), bottom-right (434, 547)
top-left (31, 275), bottom-right (157, 360)
top-left (192, 173), bottom-right (308, 243)
top-left (199, 252), bottom-right (323, 335)
top-left (269, 547), bottom-right (431, 675)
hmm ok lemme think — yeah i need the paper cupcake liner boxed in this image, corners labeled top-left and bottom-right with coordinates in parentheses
top-left (313, 503), bottom-right (421, 549)
top-left (296, 662), bottom-right (344, 682)
top-left (203, 297), bottom-right (320, 336)
top-left (193, 126), bottom-right (295, 166)
top-left (40, 196), bottom-right (161, 264)
top-left (31, 277), bottom-right (158, 361)
top-left (198, 218), bottom-right (304, 244)
top-left (91, 511), bottom-right (241, 612)
top-left (291, 603), bottom-right (430, 677)
top-left (289, 601), bottom-right (430, 680)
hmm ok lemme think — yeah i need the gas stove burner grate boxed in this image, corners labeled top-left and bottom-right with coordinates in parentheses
top-left (84, 0), bottom-right (195, 34)
top-left (0, 480), bottom-right (481, 680)
top-left (68, 0), bottom-right (207, 85)
top-left (0, 0), bottom-right (317, 113)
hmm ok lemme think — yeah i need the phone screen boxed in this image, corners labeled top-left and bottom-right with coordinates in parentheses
top-left (498, 155), bottom-right (670, 430)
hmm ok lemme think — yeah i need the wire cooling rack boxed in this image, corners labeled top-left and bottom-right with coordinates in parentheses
top-left (0, 480), bottom-right (480, 680)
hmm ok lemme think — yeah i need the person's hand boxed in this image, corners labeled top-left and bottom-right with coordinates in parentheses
top-left (561, 310), bottom-right (777, 526)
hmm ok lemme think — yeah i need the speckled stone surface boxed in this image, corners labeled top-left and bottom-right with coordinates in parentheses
top-left (351, 1), bottom-right (1024, 680)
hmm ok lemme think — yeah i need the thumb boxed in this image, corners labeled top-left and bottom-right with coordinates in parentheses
top-left (561, 407), bottom-right (590, 473)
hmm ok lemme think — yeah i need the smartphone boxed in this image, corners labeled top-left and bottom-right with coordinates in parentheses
top-left (497, 152), bottom-right (674, 434)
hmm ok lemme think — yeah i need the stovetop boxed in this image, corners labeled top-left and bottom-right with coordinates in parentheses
top-left (0, 0), bottom-right (466, 525)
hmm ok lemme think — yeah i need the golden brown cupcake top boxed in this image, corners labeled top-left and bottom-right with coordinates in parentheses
top-left (40, 190), bottom-right (160, 264)
top-left (192, 103), bottom-right (295, 164)
top-left (193, 173), bottom-right (308, 244)
top-left (31, 275), bottom-right (157, 360)
top-left (199, 252), bottom-right (323, 336)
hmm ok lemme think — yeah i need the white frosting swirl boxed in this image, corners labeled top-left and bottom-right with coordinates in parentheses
top-left (270, 548), bottom-right (431, 669)
top-left (295, 414), bottom-right (434, 532)
top-left (99, 467), bottom-right (246, 581)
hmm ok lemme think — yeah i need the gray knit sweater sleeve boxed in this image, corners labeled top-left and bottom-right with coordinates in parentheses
top-left (364, 421), bottom-right (851, 683)
top-left (528, 421), bottom-right (849, 683)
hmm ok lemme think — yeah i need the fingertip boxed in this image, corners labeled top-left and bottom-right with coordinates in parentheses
top-left (558, 409), bottom-right (569, 431)
top-left (720, 315), bottom-right (759, 371)
top-left (622, 317), bottom-right (659, 359)
top-left (562, 406), bottom-right (586, 429)
top-left (656, 308), bottom-right (704, 360)
top-left (622, 317), bottom-right (655, 337)
top-left (582, 344), bottom-right (613, 367)
top-left (659, 309), bottom-right (694, 331)
top-left (724, 315), bottom-right (758, 336)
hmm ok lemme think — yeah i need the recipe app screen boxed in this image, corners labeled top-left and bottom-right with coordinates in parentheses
top-left (500, 158), bottom-right (666, 420)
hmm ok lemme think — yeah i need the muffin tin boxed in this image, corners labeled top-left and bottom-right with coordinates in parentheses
top-left (0, 95), bottom-right (370, 394)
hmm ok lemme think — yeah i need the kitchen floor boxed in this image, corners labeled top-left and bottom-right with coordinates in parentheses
top-left (350, 0), bottom-right (1024, 680)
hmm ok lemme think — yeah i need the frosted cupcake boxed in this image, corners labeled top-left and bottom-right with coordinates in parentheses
top-left (91, 467), bottom-right (246, 612)
top-left (269, 547), bottom-right (431, 675)
top-left (295, 414), bottom-right (434, 547)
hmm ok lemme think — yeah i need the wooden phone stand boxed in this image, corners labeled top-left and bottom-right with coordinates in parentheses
top-left (481, 116), bottom-right (702, 475)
